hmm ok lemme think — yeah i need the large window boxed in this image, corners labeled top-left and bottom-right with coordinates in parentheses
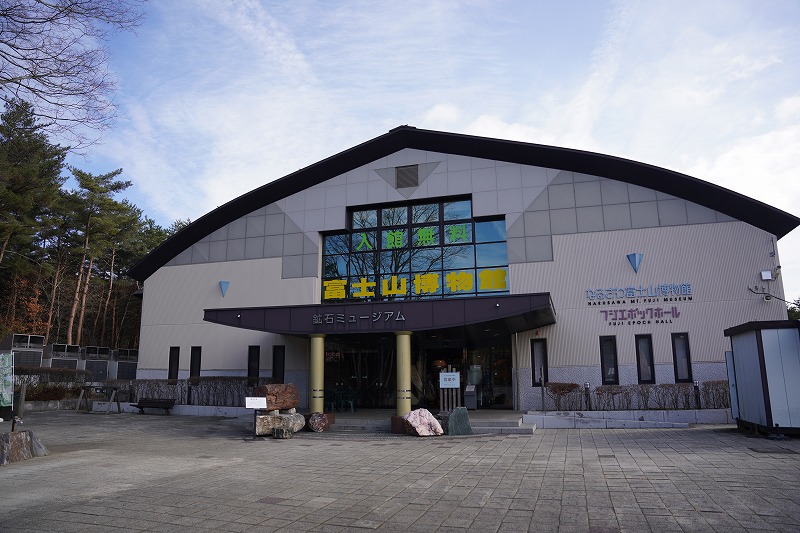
top-left (247, 346), bottom-right (260, 386)
top-left (531, 339), bottom-right (548, 386)
top-left (190, 346), bottom-right (201, 378)
top-left (168, 347), bottom-right (180, 380)
top-left (599, 336), bottom-right (619, 385)
top-left (322, 197), bottom-right (508, 302)
top-left (635, 334), bottom-right (655, 384)
top-left (671, 333), bottom-right (693, 383)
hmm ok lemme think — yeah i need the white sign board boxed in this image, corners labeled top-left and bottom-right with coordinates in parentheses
top-left (245, 396), bottom-right (267, 409)
top-left (439, 371), bottom-right (460, 389)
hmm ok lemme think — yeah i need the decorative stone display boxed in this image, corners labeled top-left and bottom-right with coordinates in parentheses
top-left (0, 430), bottom-right (49, 465)
top-left (285, 413), bottom-right (305, 432)
top-left (255, 413), bottom-right (305, 436)
top-left (272, 427), bottom-right (292, 439)
top-left (403, 408), bottom-right (444, 437)
top-left (308, 412), bottom-right (328, 432)
top-left (436, 407), bottom-right (474, 436)
top-left (252, 383), bottom-right (299, 410)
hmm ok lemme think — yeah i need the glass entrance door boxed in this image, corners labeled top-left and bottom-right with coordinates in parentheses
top-left (466, 345), bottom-right (512, 409)
top-left (324, 341), bottom-right (396, 409)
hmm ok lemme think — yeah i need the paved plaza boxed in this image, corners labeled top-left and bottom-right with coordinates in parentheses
top-left (1, 411), bottom-right (799, 532)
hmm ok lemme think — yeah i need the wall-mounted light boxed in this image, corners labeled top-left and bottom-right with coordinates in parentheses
top-left (760, 270), bottom-right (773, 281)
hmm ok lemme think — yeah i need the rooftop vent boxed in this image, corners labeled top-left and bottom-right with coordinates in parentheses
top-left (395, 165), bottom-right (418, 188)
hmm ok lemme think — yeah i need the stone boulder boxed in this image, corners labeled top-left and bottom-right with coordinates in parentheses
top-left (308, 412), bottom-right (329, 432)
top-left (254, 413), bottom-right (305, 436)
top-left (0, 430), bottom-right (49, 465)
top-left (403, 408), bottom-right (444, 437)
top-left (436, 407), bottom-right (474, 436)
top-left (252, 383), bottom-right (299, 410)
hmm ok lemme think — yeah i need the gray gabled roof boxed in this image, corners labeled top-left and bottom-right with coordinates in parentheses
top-left (128, 125), bottom-right (800, 281)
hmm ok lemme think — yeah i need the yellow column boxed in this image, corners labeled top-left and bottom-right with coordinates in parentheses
top-left (310, 334), bottom-right (325, 413)
top-left (395, 331), bottom-right (412, 417)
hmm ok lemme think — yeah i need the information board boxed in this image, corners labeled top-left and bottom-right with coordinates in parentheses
top-left (0, 352), bottom-right (12, 408)
top-left (439, 371), bottom-right (460, 389)
top-left (245, 396), bottom-right (267, 409)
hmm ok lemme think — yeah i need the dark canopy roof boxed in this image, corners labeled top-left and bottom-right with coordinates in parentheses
top-left (204, 293), bottom-right (556, 341)
top-left (129, 126), bottom-right (800, 281)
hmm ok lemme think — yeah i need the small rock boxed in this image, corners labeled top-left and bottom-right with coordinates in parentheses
top-left (308, 412), bottom-right (328, 432)
top-left (436, 407), bottom-right (474, 436)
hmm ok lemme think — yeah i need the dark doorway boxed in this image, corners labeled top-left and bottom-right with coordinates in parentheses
top-left (324, 339), bottom-right (396, 410)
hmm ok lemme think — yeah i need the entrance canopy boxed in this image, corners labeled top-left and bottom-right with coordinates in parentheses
top-left (204, 293), bottom-right (556, 341)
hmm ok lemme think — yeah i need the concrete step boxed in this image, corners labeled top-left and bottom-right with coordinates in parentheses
top-left (473, 423), bottom-right (536, 435)
top-left (523, 412), bottom-right (688, 429)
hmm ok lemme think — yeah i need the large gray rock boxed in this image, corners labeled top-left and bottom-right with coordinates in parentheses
top-left (403, 408), bottom-right (444, 437)
top-left (254, 413), bottom-right (305, 436)
top-left (436, 407), bottom-right (474, 436)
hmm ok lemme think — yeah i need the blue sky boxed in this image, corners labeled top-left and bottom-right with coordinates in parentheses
top-left (66, 0), bottom-right (800, 300)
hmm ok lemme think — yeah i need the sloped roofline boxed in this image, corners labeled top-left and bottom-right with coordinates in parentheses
top-left (128, 125), bottom-right (800, 281)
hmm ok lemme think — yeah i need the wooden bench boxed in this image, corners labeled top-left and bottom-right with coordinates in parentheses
top-left (130, 398), bottom-right (176, 415)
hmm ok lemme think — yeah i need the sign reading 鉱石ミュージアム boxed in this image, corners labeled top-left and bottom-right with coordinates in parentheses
top-left (0, 352), bottom-right (13, 408)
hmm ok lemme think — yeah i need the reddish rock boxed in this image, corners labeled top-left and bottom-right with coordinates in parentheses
top-left (308, 412), bottom-right (329, 432)
top-left (252, 383), bottom-right (299, 410)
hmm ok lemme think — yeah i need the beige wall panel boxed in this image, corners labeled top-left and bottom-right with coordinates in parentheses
top-left (139, 258), bottom-right (316, 372)
top-left (141, 258), bottom-right (318, 327)
top-left (510, 222), bottom-right (787, 369)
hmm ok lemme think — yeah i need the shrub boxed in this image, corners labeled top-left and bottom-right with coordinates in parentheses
top-left (594, 385), bottom-right (635, 410)
top-left (545, 382), bottom-right (580, 411)
top-left (102, 376), bottom-right (276, 407)
top-left (702, 380), bottom-right (730, 409)
top-left (15, 366), bottom-right (90, 387)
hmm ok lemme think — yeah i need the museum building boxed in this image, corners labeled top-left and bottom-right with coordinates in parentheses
top-left (128, 126), bottom-right (800, 415)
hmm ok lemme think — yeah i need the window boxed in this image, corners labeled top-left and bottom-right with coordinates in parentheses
top-left (190, 346), bottom-right (201, 378)
top-left (599, 336), bottom-right (619, 385)
top-left (321, 198), bottom-right (508, 302)
top-left (247, 346), bottom-right (260, 386)
top-left (273, 345), bottom-right (286, 384)
top-left (168, 347), bottom-right (179, 380)
top-left (531, 339), bottom-right (548, 386)
top-left (671, 333), bottom-right (693, 383)
top-left (635, 334), bottom-right (655, 384)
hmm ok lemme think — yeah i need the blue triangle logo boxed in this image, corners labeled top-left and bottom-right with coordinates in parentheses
top-left (219, 280), bottom-right (230, 297)
top-left (626, 253), bottom-right (644, 274)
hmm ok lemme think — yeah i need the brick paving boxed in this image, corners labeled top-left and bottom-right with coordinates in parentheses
top-left (1, 411), bottom-right (799, 532)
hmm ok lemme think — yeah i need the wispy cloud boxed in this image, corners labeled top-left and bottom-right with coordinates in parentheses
top-left (76, 0), bottom-right (800, 297)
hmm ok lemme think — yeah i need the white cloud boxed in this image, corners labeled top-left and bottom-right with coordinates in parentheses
top-left (83, 0), bottom-right (800, 298)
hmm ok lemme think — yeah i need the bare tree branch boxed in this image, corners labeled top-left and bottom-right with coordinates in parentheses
top-left (0, 0), bottom-right (145, 147)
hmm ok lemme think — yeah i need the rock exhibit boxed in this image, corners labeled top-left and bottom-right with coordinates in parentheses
top-left (436, 407), bottom-right (474, 436)
top-left (254, 411), bottom-right (305, 436)
top-left (402, 408), bottom-right (444, 437)
top-left (252, 383), bottom-right (300, 410)
top-left (308, 412), bottom-right (329, 432)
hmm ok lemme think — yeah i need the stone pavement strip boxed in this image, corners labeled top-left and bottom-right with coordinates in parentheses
top-left (1, 412), bottom-right (799, 532)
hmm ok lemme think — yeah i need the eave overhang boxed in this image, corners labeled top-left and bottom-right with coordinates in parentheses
top-left (129, 126), bottom-right (800, 281)
top-left (204, 293), bottom-right (556, 341)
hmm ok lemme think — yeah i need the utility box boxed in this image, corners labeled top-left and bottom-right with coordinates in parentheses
top-left (464, 385), bottom-right (477, 410)
top-left (724, 320), bottom-right (800, 435)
